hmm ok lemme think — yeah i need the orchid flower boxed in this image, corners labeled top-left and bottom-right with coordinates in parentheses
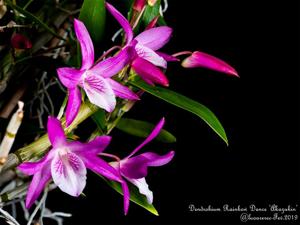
top-left (181, 51), bottom-right (239, 77)
top-left (18, 117), bottom-right (129, 214)
top-left (106, 3), bottom-right (178, 87)
top-left (57, 19), bottom-right (139, 126)
top-left (111, 118), bottom-right (175, 204)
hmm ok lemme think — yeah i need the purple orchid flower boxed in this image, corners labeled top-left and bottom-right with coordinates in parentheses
top-left (106, 2), bottom-right (177, 86)
top-left (111, 118), bottom-right (175, 204)
top-left (57, 19), bottom-right (139, 126)
top-left (181, 51), bottom-right (239, 77)
top-left (18, 117), bottom-right (130, 214)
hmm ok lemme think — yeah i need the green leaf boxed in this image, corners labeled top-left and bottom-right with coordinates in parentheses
top-left (142, 0), bottom-right (161, 26)
top-left (92, 109), bottom-right (106, 133)
top-left (101, 176), bottom-right (159, 216)
top-left (5, 0), bottom-right (65, 40)
top-left (130, 79), bottom-right (228, 145)
top-left (116, 118), bottom-right (176, 143)
top-left (79, 0), bottom-right (106, 45)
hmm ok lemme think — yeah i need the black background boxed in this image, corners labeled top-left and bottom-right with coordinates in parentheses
top-left (45, 0), bottom-right (299, 224)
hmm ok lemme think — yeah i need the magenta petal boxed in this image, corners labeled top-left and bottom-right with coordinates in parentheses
top-left (18, 162), bottom-right (42, 175)
top-left (74, 19), bottom-right (94, 70)
top-left (66, 87), bottom-right (82, 127)
top-left (120, 157), bottom-right (148, 179)
top-left (25, 164), bottom-right (51, 208)
top-left (105, 2), bottom-right (133, 45)
top-left (182, 51), bottom-right (239, 77)
top-left (121, 181), bottom-right (130, 215)
top-left (83, 155), bottom-right (122, 182)
top-left (131, 57), bottom-right (169, 86)
top-left (57, 67), bottom-right (83, 89)
top-left (107, 78), bottom-right (140, 100)
top-left (121, 151), bottom-right (175, 179)
top-left (135, 26), bottom-right (172, 51)
top-left (128, 118), bottom-right (165, 158)
top-left (70, 136), bottom-right (112, 156)
top-left (91, 46), bottom-right (135, 78)
top-left (156, 52), bottom-right (180, 62)
top-left (135, 43), bottom-right (167, 68)
top-left (18, 152), bottom-right (51, 175)
top-left (141, 151), bottom-right (175, 167)
top-left (47, 117), bottom-right (66, 147)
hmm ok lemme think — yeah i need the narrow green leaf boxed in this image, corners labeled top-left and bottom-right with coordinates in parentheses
top-left (116, 118), bottom-right (176, 143)
top-left (142, 0), bottom-right (161, 26)
top-left (130, 79), bottom-right (228, 145)
top-left (101, 176), bottom-right (159, 216)
top-left (5, 0), bottom-right (65, 40)
top-left (79, 0), bottom-right (106, 45)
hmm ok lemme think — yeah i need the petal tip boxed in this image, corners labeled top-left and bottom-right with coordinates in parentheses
top-left (163, 81), bottom-right (169, 87)
top-left (230, 70), bottom-right (239, 77)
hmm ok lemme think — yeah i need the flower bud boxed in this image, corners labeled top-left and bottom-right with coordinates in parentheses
top-left (133, 0), bottom-right (146, 12)
top-left (11, 33), bottom-right (32, 49)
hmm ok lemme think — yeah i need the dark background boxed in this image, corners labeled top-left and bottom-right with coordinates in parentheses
top-left (45, 0), bottom-right (299, 224)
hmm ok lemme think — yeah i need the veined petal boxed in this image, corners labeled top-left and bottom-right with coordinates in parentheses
top-left (127, 118), bottom-right (165, 158)
top-left (51, 151), bottom-right (87, 197)
top-left (131, 57), bottom-right (169, 86)
top-left (83, 155), bottom-right (122, 182)
top-left (107, 78), bottom-right (140, 100)
top-left (70, 136), bottom-right (112, 156)
top-left (121, 151), bottom-right (174, 179)
top-left (105, 2), bottom-right (133, 45)
top-left (66, 87), bottom-right (82, 127)
top-left (135, 43), bottom-right (167, 68)
top-left (83, 72), bottom-right (116, 112)
top-left (181, 51), bottom-right (239, 77)
top-left (57, 67), bottom-right (83, 89)
top-left (74, 19), bottom-right (94, 70)
top-left (91, 46), bottom-right (135, 78)
top-left (156, 52), bottom-right (180, 62)
top-left (135, 26), bottom-right (172, 51)
top-left (127, 177), bottom-right (153, 204)
top-left (47, 117), bottom-right (66, 147)
top-left (25, 163), bottom-right (51, 208)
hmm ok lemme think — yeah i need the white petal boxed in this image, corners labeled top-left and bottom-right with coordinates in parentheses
top-left (135, 43), bottom-right (167, 68)
top-left (51, 151), bottom-right (87, 197)
top-left (83, 72), bottom-right (116, 112)
top-left (128, 177), bottom-right (153, 204)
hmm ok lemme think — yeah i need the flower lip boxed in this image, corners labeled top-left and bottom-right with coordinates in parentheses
top-left (19, 117), bottom-right (128, 213)
top-left (56, 146), bottom-right (69, 156)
